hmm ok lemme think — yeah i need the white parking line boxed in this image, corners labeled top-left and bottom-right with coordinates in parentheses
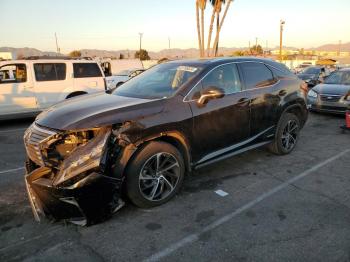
top-left (144, 148), bottom-right (350, 262)
top-left (0, 128), bottom-right (27, 134)
top-left (0, 167), bottom-right (25, 175)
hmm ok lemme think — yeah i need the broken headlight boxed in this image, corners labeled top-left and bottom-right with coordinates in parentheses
top-left (52, 127), bottom-right (111, 186)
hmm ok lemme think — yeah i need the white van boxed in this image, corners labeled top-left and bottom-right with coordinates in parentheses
top-left (0, 59), bottom-right (106, 120)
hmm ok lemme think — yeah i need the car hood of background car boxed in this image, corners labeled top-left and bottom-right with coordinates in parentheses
top-left (297, 74), bottom-right (317, 80)
top-left (313, 84), bottom-right (350, 96)
top-left (36, 92), bottom-right (165, 130)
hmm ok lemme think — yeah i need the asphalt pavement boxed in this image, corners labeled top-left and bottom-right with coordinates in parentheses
top-left (0, 112), bottom-right (349, 262)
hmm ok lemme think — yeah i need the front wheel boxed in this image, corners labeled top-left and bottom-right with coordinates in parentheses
top-left (268, 113), bottom-right (300, 155)
top-left (126, 141), bottom-right (185, 208)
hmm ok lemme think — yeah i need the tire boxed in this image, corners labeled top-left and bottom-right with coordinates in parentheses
top-left (126, 141), bottom-right (185, 208)
top-left (268, 113), bottom-right (300, 155)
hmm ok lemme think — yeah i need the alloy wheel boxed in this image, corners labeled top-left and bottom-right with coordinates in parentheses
top-left (281, 120), bottom-right (299, 151)
top-left (138, 152), bottom-right (180, 201)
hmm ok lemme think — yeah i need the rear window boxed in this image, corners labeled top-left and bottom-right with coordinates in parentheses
top-left (73, 63), bottom-right (102, 78)
top-left (239, 62), bottom-right (276, 89)
top-left (34, 63), bottom-right (66, 81)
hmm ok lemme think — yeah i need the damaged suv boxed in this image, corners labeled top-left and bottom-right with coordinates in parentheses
top-left (24, 58), bottom-right (308, 225)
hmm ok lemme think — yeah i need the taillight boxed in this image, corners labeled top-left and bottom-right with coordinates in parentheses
top-left (300, 81), bottom-right (308, 97)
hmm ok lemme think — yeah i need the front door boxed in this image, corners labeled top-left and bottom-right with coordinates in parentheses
top-left (188, 63), bottom-right (251, 164)
top-left (0, 63), bottom-right (38, 116)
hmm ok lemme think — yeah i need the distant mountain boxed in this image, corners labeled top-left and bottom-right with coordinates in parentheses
top-left (1, 42), bottom-right (349, 59)
top-left (0, 47), bottom-right (60, 58)
top-left (309, 42), bottom-right (350, 52)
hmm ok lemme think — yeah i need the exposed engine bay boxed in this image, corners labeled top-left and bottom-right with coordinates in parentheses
top-left (24, 123), bottom-right (138, 226)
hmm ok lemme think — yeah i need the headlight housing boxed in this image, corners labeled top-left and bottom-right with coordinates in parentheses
top-left (52, 127), bottom-right (111, 186)
top-left (308, 89), bottom-right (318, 98)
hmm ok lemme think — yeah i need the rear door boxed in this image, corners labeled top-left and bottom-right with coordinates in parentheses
top-left (0, 63), bottom-right (38, 116)
top-left (33, 62), bottom-right (72, 108)
top-left (188, 63), bottom-right (251, 164)
top-left (73, 62), bottom-right (105, 91)
top-left (238, 62), bottom-right (280, 137)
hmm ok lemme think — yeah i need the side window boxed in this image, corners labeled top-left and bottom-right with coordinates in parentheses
top-left (34, 63), bottom-right (66, 81)
top-left (0, 64), bottom-right (27, 84)
top-left (267, 65), bottom-right (294, 79)
top-left (201, 64), bottom-right (242, 94)
top-left (73, 63), bottom-right (102, 78)
top-left (240, 62), bottom-right (276, 89)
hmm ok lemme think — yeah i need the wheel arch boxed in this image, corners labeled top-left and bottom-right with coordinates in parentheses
top-left (280, 101), bottom-right (308, 127)
top-left (66, 91), bottom-right (88, 99)
top-left (111, 131), bottom-right (192, 180)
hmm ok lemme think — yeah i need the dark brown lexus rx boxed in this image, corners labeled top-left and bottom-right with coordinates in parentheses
top-left (24, 57), bottom-right (308, 225)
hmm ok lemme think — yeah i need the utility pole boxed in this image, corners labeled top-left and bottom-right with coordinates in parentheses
top-left (255, 37), bottom-right (258, 55)
top-left (249, 40), bottom-right (251, 54)
top-left (279, 20), bottom-right (285, 62)
top-left (338, 40), bottom-right (342, 56)
top-left (55, 32), bottom-right (60, 54)
top-left (168, 37), bottom-right (171, 49)
top-left (138, 32), bottom-right (143, 59)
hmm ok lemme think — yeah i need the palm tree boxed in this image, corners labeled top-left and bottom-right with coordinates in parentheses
top-left (196, 1), bottom-right (202, 57)
top-left (206, 0), bottom-right (218, 57)
top-left (214, 0), bottom-right (225, 56)
top-left (197, 0), bottom-right (207, 57)
top-left (211, 0), bottom-right (234, 57)
top-left (208, 0), bottom-right (225, 57)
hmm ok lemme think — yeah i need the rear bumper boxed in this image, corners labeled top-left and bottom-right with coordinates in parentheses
top-left (25, 165), bottom-right (123, 225)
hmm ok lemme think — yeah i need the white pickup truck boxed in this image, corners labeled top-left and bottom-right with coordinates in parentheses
top-left (0, 58), bottom-right (106, 120)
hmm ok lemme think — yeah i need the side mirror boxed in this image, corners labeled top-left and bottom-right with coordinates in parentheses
top-left (197, 86), bottom-right (225, 105)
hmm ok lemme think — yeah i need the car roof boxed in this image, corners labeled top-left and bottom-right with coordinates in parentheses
top-left (166, 57), bottom-right (291, 74)
top-left (0, 59), bottom-right (97, 65)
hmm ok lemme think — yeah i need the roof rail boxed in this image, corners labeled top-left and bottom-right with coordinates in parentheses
top-left (23, 56), bottom-right (93, 60)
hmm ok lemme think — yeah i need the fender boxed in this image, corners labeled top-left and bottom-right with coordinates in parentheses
top-left (279, 99), bottom-right (308, 126)
top-left (110, 130), bottom-right (192, 179)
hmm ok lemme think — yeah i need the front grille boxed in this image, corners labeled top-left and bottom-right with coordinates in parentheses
top-left (24, 124), bottom-right (57, 166)
top-left (320, 94), bottom-right (342, 102)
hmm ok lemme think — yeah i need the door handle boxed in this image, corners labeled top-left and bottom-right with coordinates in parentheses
top-left (278, 90), bottom-right (287, 96)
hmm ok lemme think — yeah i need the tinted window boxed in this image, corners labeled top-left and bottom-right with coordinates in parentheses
top-left (267, 65), bottom-right (294, 79)
top-left (240, 62), bottom-right (275, 89)
top-left (34, 63), bottom-right (66, 81)
top-left (302, 67), bottom-right (321, 74)
top-left (202, 64), bottom-right (242, 94)
top-left (73, 63), bottom-right (102, 78)
top-left (0, 64), bottom-right (27, 83)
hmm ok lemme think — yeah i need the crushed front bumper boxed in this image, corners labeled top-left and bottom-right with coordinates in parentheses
top-left (25, 165), bottom-right (123, 225)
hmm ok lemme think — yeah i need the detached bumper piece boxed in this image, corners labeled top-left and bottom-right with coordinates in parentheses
top-left (25, 166), bottom-right (123, 226)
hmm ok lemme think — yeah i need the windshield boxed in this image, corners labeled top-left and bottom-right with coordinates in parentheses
top-left (113, 63), bottom-right (202, 99)
top-left (324, 71), bottom-right (350, 85)
top-left (303, 67), bottom-right (321, 75)
top-left (302, 67), bottom-right (321, 75)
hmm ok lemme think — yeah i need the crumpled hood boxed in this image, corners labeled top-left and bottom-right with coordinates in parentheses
top-left (313, 84), bottom-right (350, 96)
top-left (36, 92), bottom-right (164, 130)
top-left (297, 74), bottom-right (317, 80)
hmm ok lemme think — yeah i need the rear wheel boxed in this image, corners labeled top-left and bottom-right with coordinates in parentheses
top-left (268, 113), bottom-right (300, 155)
top-left (126, 141), bottom-right (185, 208)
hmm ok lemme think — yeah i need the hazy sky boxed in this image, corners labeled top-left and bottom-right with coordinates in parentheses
top-left (1, 0), bottom-right (349, 53)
